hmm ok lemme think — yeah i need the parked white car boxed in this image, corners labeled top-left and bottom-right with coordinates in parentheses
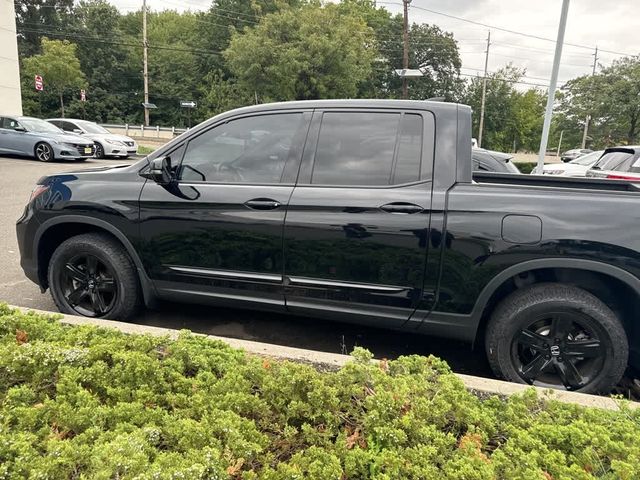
top-left (530, 150), bottom-right (603, 176)
top-left (46, 118), bottom-right (137, 158)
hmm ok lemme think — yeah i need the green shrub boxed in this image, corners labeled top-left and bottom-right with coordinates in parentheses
top-left (0, 304), bottom-right (638, 479)
top-left (516, 162), bottom-right (537, 174)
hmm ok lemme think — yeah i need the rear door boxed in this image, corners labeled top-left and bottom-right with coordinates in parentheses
top-left (282, 109), bottom-right (435, 328)
top-left (138, 110), bottom-right (311, 310)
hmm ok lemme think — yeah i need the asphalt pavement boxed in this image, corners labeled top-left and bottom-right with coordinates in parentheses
top-left (0, 154), bottom-right (492, 377)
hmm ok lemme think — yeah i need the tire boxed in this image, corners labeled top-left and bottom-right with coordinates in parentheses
top-left (48, 233), bottom-right (140, 320)
top-left (485, 283), bottom-right (628, 394)
top-left (94, 143), bottom-right (105, 159)
top-left (34, 142), bottom-right (54, 162)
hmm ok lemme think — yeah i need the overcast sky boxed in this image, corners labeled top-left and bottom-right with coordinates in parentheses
top-left (112, 0), bottom-right (640, 88)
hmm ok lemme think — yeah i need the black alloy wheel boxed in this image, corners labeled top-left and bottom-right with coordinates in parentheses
top-left (59, 254), bottom-right (117, 317)
top-left (48, 233), bottom-right (140, 320)
top-left (512, 311), bottom-right (605, 390)
top-left (486, 283), bottom-right (628, 394)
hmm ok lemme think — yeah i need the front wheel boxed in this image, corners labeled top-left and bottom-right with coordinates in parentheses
top-left (94, 143), bottom-right (105, 159)
top-left (485, 283), bottom-right (628, 394)
top-left (35, 142), bottom-right (54, 162)
top-left (48, 233), bottom-right (140, 320)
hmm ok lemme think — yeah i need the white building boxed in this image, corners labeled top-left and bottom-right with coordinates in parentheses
top-left (0, 0), bottom-right (22, 115)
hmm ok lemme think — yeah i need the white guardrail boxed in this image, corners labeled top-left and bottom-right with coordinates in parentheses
top-left (100, 124), bottom-right (189, 140)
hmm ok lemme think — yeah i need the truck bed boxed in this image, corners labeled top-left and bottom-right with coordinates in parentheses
top-left (473, 171), bottom-right (640, 192)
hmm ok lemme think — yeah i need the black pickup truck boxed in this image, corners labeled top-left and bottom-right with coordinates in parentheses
top-left (17, 100), bottom-right (640, 394)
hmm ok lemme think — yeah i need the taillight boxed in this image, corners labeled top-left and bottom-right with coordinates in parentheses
top-left (606, 174), bottom-right (640, 181)
top-left (28, 184), bottom-right (50, 203)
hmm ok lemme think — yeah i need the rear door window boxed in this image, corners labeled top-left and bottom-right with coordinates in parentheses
top-left (310, 112), bottom-right (426, 186)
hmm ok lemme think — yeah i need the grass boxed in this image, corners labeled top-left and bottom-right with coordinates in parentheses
top-left (137, 145), bottom-right (156, 155)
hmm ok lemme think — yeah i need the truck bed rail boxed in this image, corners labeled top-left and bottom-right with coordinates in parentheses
top-left (473, 172), bottom-right (640, 192)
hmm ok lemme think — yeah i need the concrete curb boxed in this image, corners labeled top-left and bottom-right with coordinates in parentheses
top-left (11, 305), bottom-right (638, 411)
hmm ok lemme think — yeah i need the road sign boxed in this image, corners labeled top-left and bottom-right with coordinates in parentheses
top-left (34, 74), bottom-right (43, 91)
top-left (80, 89), bottom-right (86, 102)
top-left (394, 68), bottom-right (423, 78)
top-left (180, 100), bottom-right (197, 108)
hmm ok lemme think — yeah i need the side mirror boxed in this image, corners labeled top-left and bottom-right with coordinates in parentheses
top-left (14, 126), bottom-right (26, 132)
top-left (73, 129), bottom-right (83, 134)
top-left (141, 156), bottom-right (174, 185)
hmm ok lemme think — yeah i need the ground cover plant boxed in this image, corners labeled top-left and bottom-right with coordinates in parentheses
top-left (0, 303), bottom-right (639, 479)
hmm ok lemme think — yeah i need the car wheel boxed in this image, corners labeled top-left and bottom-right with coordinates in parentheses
top-left (485, 283), bottom-right (628, 394)
top-left (34, 142), bottom-right (54, 162)
top-left (94, 143), bottom-right (105, 159)
top-left (48, 233), bottom-right (140, 320)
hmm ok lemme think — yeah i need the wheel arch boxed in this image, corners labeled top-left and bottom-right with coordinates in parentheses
top-left (35, 216), bottom-right (156, 307)
top-left (471, 259), bottom-right (640, 358)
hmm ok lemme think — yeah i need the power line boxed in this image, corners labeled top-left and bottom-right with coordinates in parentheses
top-left (377, 0), bottom-right (639, 58)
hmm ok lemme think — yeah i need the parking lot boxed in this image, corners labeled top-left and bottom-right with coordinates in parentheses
top-left (0, 155), bottom-right (492, 376)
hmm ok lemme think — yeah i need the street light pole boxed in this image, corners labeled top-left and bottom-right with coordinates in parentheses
top-left (142, 0), bottom-right (150, 127)
top-left (537, 0), bottom-right (570, 172)
top-left (478, 30), bottom-right (491, 148)
top-left (402, 0), bottom-right (411, 99)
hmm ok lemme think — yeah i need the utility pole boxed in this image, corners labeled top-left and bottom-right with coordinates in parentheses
top-left (478, 30), bottom-right (491, 148)
top-left (537, 0), bottom-right (570, 172)
top-left (402, 0), bottom-right (411, 99)
top-left (581, 46), bottom-right (598, 148)
top-left (142, 0), bottom-right (150, 127)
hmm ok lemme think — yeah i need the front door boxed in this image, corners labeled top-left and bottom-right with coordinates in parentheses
top-left (138, 110), bottom-right (311, 309)
top-left (0, 117), bottom-right (24, 155)
top-left (283, 109), bottom-right (436, 328)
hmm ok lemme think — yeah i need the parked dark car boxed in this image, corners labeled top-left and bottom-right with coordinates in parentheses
top-left (560, 148), bottom-right (592, 162)
top-left (586, 146), bottom-right (640, 182)
top-left (472, 148), bottom-right (520, 173)
top-left (17, 100), bottom-right (640, 394)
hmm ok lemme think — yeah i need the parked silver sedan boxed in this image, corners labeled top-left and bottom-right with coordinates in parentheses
top-left (0, 116), bottom-right (94, 162)
top-left (46, 118), bottom-right (137, 158)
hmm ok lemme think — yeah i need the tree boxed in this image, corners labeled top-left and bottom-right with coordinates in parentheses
top-left (22, 39), bottom-right (86, 117)
top-left (462, 65), bottom-right (544, 152)
top-left (14, 0), bottom-right (74, 57)
top-left (557, 56), bottom-right (640, 147)
top-left (65, 0), bottom-right (139, 123)
top-left (374, 18), bottom-right (463, 100)
top-left (224, 4), bottom-right (376, 101)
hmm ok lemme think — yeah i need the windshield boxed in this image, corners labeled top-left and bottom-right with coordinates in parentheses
top-left (76, 120), bottom-right (109, 134)
top-left (569, 150), bottom-right (603, 166)
top-left (591, 151), bottom-right (635, 170)
top-left (20, 118), bottom-right (63, 133)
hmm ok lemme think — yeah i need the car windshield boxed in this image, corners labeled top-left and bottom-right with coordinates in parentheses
top-left (570, 150), bottom-right (603, 166)
top-left (591, 151), bottom-right (635, 170)
top-left (20, 118), bottom-right (63, 133)
top-left (76, 121), bottom-right (109, 134)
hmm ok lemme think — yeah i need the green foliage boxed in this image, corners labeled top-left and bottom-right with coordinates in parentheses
top-left (21, 38), bottom-right (86, 117)
top-left (224, 4), bottom-right (376, 101)
top-left (516, 162), bottom-right (537, 174)
top-left (557, 56), bottom-right (640, 148)
top-left (1, 304), bottom-right (639, 479)
top-left (463, 64), bottom-right (545, 152)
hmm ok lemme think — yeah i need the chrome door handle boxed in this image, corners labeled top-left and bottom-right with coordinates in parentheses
top-left (379, 202), bottom-right (424, 214)
top-left (244, 198), bottom-right (282, 210)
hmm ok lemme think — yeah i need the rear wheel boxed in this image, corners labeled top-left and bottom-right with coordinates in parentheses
top-left (48, 233), bottom-right (140, 320)
top-left (485, 283), bottom-right (628, 394)
top-left (35, 142), bottom-right (54, 162)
